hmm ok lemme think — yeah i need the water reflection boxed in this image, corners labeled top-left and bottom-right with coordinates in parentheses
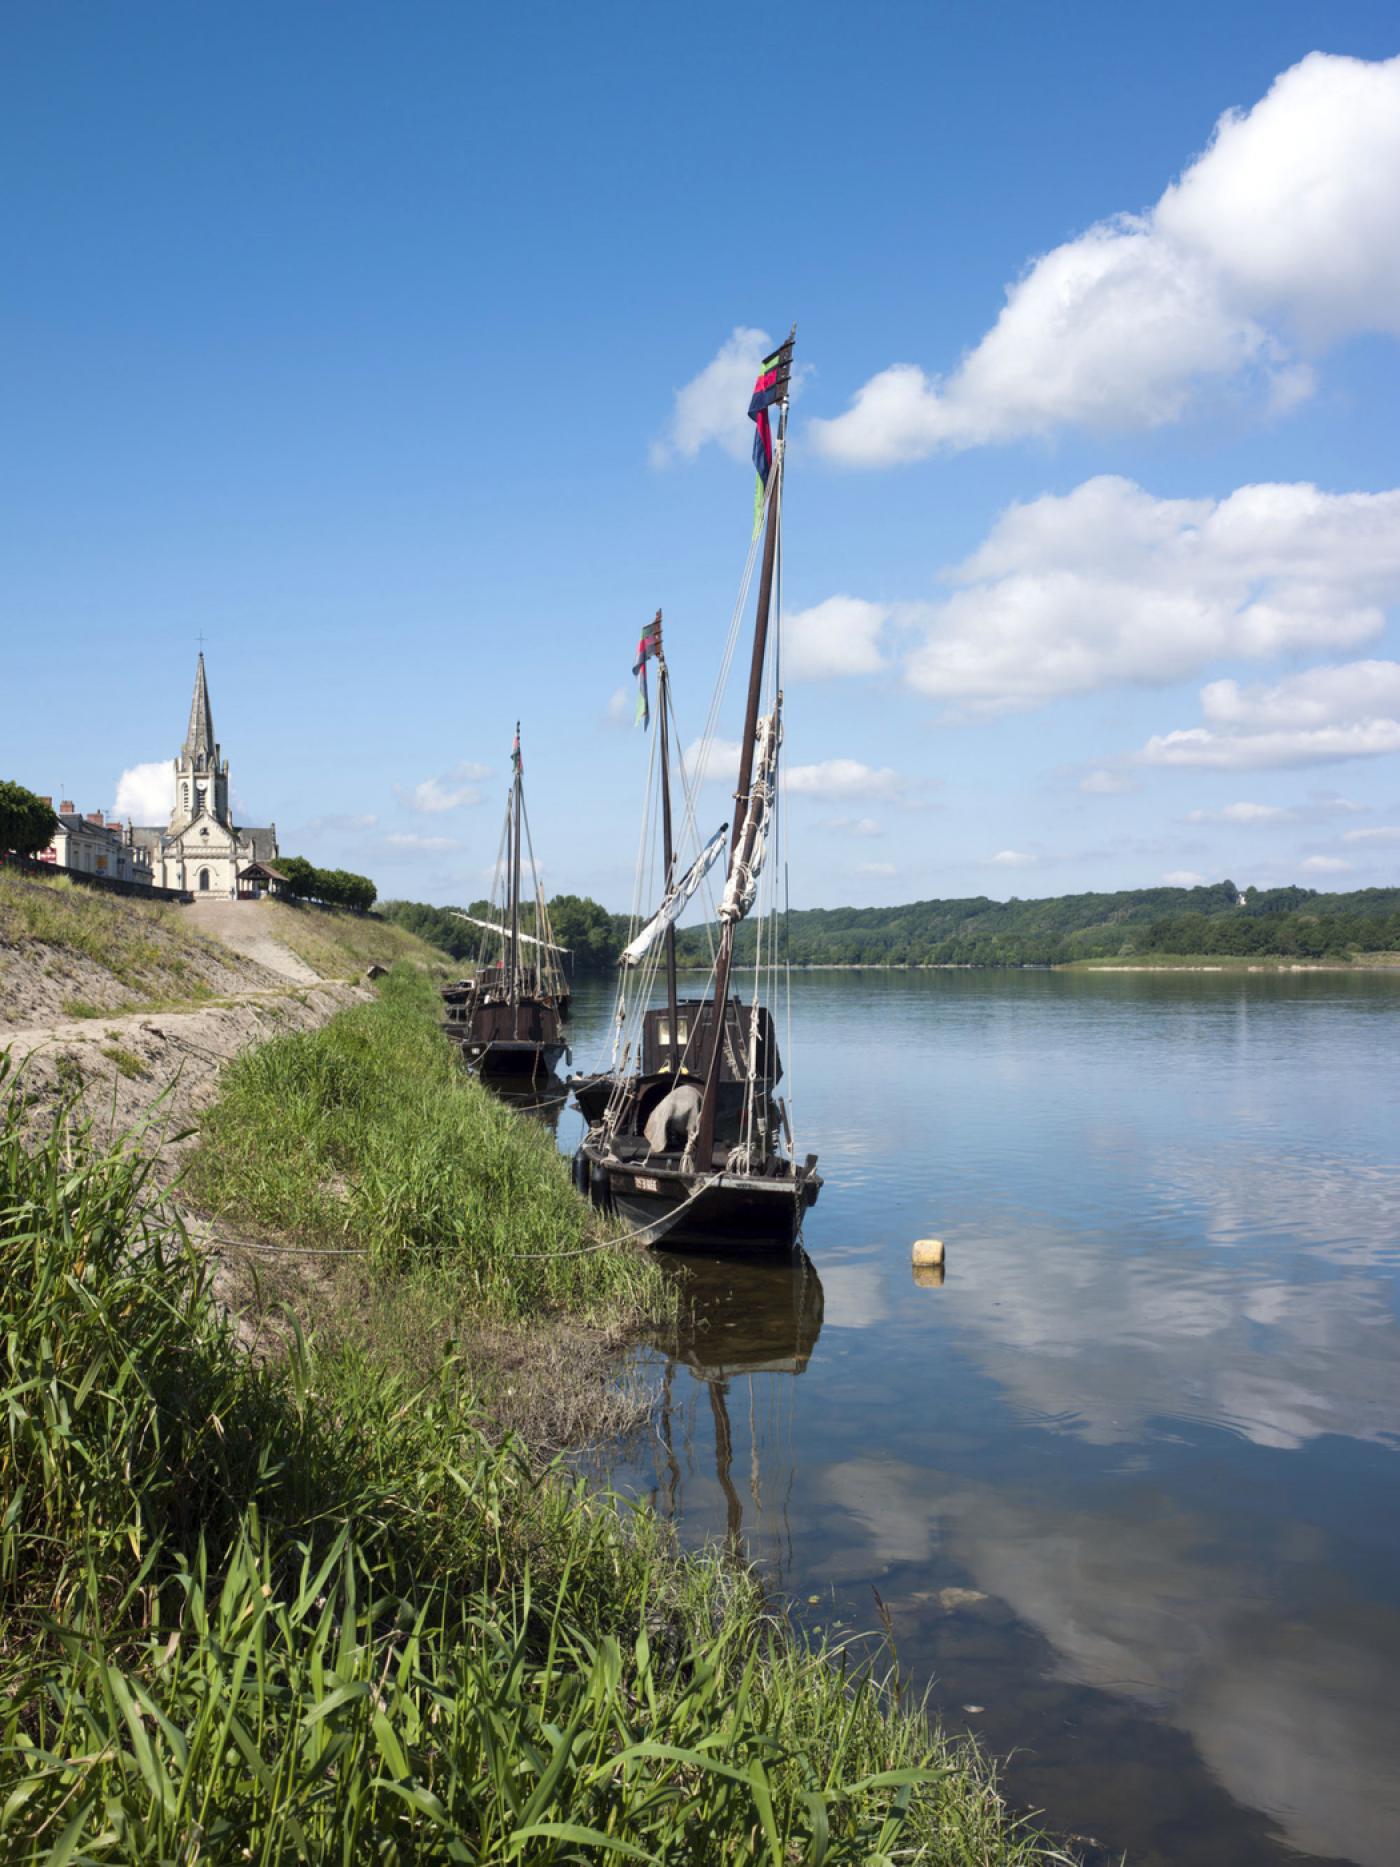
top-left (642, 1250), bottom-right (822, 1557)
top-left (488, 1073), bottom-right (568, 1138)
top-left (565, 970), bottom-right (1400, 1867)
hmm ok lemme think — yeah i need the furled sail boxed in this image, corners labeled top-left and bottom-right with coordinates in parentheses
top-left (620, 821), bottom-right (729, 968)
top-left (720, 704), bottom-right (781, 925)
top-left (449, 911), bottom-right (570, 955)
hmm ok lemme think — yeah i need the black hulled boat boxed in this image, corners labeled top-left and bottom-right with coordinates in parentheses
top-left (440, 726), bottom-right (570, 1080)
top-left (573, 331), bottom-right (821, 1249)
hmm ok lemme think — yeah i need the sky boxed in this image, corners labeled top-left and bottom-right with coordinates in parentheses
top-left (4, 1), bottom-right (1400, 910)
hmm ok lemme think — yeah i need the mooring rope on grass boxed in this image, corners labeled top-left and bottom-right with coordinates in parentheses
top-left (195, 1170), bottom-right (727, 1262)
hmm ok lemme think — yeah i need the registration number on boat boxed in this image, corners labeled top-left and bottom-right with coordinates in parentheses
top-left (633, 1175), bottom-right (661, 1193)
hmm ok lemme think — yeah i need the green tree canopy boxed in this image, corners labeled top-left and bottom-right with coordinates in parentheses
top-left (0, 781), bottom-right (58, 859)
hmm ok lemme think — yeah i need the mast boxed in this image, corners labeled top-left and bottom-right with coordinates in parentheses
top-left (654, 612), bottom-right (681, 1061)
top-left (509, 723), bottom-right (523, 1027)
top-left (693, 331), bottom-right (792, 1168)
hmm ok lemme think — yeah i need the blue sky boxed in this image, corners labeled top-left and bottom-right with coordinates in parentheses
top-left (4, 2), bottom-right (1400, 909)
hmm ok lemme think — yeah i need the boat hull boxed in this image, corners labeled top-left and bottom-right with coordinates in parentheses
top-left (578, 1146), bottom-right (821, 1252)
top-left (461, 1038), bottom-right (567, 1079)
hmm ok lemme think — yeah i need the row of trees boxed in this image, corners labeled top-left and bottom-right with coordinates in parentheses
top-left (383, 877), bottom-right (1400, 972)
top-left (277, 856), bottom-right (377, 913)
top-left (0, 781), bottom-right (57, 859)
top-left (380, 894), bottom-right (630, 972)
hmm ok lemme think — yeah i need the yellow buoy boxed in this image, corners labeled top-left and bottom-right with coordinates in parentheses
top-left (911, 1238), bottom-right (945, 1267)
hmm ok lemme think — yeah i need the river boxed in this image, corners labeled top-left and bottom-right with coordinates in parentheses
top-left (556, 968), bottom-right (1400, 1867)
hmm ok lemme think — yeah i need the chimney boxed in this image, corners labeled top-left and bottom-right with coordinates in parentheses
top-left (38, 795), bottom-right (52, 807)
top-left (60, 800), bottom-right (74, 814)
top-left (86, 810), bottom-right (104, 825)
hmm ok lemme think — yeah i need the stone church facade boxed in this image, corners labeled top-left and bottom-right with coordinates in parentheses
top-left (131, 655), bottom-right (277, 896)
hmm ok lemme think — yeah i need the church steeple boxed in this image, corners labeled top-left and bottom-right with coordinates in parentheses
top-left (183, 653), bottom-right (217, 769)
top-left (170, 651), bottom-right (230, 833)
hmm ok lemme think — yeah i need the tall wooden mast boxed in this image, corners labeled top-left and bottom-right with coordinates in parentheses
top-left (509, 723), bottom-right (522, 1030)
top-left (654, 612), bottom-right (681, 1060)
top-left (692, 331), bottom-right (792, 1167)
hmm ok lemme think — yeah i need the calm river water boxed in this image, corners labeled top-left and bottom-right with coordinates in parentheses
top-left (557, 969), bottom-right (1400, 1867)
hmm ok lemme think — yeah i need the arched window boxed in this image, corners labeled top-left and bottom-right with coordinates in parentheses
top-left (198, 868), bottom-right (210, 892)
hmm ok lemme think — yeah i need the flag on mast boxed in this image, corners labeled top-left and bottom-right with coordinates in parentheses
top-left (511, 724), bottom-right (522, 773)
top-left (748, 335), bottom-right (793, 534)
top-left (632, 612), bottom-right (662, 728)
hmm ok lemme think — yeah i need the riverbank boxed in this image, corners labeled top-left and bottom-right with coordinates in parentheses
top-left (670, 952), bottom-right (1400, 973)
top-left (0, 973), bottom-right (1060, 1863)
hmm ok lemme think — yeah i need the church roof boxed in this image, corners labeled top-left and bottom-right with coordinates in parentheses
top-left (183, 653), bottom-right (217, 762)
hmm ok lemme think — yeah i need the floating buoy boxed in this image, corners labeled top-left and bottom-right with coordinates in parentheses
top-left (911, 1238), bottom-right (945, 1267)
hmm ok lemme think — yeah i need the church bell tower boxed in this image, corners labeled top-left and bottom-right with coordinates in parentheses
top-left (170, 653), bottom-right (231, 832)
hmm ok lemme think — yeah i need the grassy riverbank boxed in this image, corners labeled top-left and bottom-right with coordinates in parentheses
top-left (0, 1026), bottom-right (1058, 1862)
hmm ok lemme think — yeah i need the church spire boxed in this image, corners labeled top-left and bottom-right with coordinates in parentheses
top-left (183, 653), bottom-right (217, 768)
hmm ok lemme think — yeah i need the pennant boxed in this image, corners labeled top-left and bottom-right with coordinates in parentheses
top-left (747, 337), bottom-right (792, 536)
top-left (511, 725), bottom-right (522, 773)
top-left (632, 613), bottom-right (662, 728)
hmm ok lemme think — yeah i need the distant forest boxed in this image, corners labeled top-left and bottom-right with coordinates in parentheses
top-left (382, 880), bottom-right (1400, 971)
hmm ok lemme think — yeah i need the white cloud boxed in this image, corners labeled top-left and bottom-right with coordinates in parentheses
top-left (991, 849), bottom-right (1036, 867)
top-left (810, 52), bottom-right (1400, 464)
top-left (899, 477), bottom-right (1400, 710)
top-left (1185, 801), bottom-right (1290, 824)
top-left (1164, 869), bottom-right (1208, 886)
top-left (113, 761), bottom-right (173, 824)
top-left (1343, 826), bottom-right (1400, 845)
top-left (856, 861), bottom-right (896, 878)
top-left (1300, 855), bottom-right (1353, 874)
top-left (686, 743), bottom-right (903, 801)
top-left (650, 326), bottom-right (772, 467)
top-left (785, 759), bottom-right (903, 800)
top-left (398, 763), bottom-right (489, 814)
top-left (1142, 660), bottom-right (1400, 769)
top-left (785, 596), bottom-right (890, 679)
top-left (1080, 768), bottom-right (1137, 795)
top-left (824, 815), bottom-right (884, 838)
top-left (385, 831), bottom-right (463, 852)
top-left (682, 737), bottom-right (745, 787)
top-left (605, 686), bottom-right (633, 727)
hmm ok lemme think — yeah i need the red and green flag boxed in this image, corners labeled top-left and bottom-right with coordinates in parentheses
top-left (633, 613), bottom-right (662, 727)
top-left (748, 335), bottom-right (794, 533)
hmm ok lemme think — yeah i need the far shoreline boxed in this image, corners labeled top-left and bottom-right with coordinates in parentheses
top-left (667, 952), bottom-right (1400, 975)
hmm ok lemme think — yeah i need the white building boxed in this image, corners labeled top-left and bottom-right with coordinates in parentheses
top-left (130, 655), bottom-right (277, 896)
top-left (39, 803), bottom-right (153, 885)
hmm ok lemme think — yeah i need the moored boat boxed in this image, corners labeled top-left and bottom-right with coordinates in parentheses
top-left (573, 331), bottom-right (821, 1249)
top-left (440, 726), bottom-right (569, 1081)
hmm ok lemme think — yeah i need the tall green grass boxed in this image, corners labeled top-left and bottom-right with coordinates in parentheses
top-left (187, 966), bottom-right (660, 1323)
top-left (0, 1060), bottom-right (1059, 1863)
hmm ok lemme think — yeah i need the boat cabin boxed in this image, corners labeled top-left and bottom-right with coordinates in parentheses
top-left (642, 997), bottom-right (782, 1087)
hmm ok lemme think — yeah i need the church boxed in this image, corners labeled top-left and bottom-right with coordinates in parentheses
top-left (131, 655), bottom-right (278, 895)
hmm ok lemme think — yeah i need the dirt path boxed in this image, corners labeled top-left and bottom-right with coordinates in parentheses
top-left (2, 981), bottom-right (364, 1166)
top-left (187, 897), bottom-right (322, 984)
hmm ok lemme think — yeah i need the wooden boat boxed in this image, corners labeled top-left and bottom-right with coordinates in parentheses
top-left (440, 726), bottom-right (569, 1080)
top-left (573, 331), bottom-right (821, 1249)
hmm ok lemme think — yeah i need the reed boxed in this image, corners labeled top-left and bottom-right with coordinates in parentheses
top-left (0, 1061), bottom-right (1058, 1863)
top-left (186, 966), bottom-right (661, 1325)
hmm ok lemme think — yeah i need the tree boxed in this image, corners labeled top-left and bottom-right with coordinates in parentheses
top-left (276, 856), bottom-right (376, 912)
top-left (277, 856), bottom-right (318, 900)
top-left (0, 781), bottom-right (57, 859)
top-left (546, 894), bottom-right (619, 972)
